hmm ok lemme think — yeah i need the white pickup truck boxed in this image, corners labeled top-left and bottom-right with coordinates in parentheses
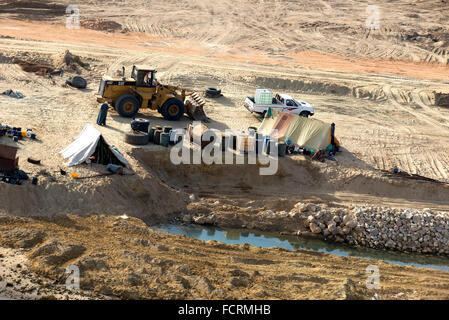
top-left (244, 93), bottom-right (314, 117)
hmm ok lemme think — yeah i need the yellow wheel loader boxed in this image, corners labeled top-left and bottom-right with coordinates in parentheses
top-left (96, 65), bottom-right (207, 121)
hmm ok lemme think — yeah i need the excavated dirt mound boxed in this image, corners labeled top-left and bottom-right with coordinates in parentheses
top-left (80, 19), bottom-right (123, 33)
top-left (0, 168), bottom-right (186, 219)
top-left (134, 149), bottom-right (449, 205)
top-left (0, 52), bottom-right (12, 64)
top-left (0, 0), bottom-right (66, 20)
top-left (52, 50), bottom-right (89, 70)
top-left (435, 92), bottom-right (449, 107)
top-left (13, 58), bottom-right (54, 76)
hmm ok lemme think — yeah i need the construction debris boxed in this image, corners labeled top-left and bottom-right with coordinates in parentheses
top-left (0, 143), bottom-right (19, 173)
top-left (53, 50), bottom-right (90, 70)
top-left (66, 76), bottom-right (87, 89)
top-left (2, 89), bottom-right (24, 99)
top-left (205, 87), bottom-right (223, 98)
top-left (80, 19), bottom-right (123, 33)
top-left (435, 92), bottom-right (449, 107)
top-left (13, 58), bottom-right (54, 76)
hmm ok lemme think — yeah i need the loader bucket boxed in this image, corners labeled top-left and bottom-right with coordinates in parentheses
top-left (185, 93), bottom-right (208, 122)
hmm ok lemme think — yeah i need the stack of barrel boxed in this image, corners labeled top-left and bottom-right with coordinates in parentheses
top-left (149, 126), bottom-right (173, 147)
top-left (127, 118), bottom-right (182, 147)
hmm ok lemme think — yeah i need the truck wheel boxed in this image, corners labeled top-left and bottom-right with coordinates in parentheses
top-left (161, 98), bottom-right (185, 121)
top-left (66, 76), bottom-right (87, 89)
top-left (205, 88), bottom-right (222, 98)
top-left (116, 94), bottom-right (140, 118)
top-left (131, 118), bottom-right (150, 133)
top-left (124, 131), bottom-right (149, 145)
top-left (300, 111), bottom-right (310, 118)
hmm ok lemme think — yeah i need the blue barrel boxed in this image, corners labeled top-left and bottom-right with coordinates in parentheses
top-left (107, 164), bottom-right (123, 174)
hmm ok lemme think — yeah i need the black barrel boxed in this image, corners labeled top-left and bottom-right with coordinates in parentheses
top-left (154, 130), bottom-right (162, 145)
top-left (148, 127), bottom-right (156, 143)
top-left (160, 132), bottom-right (170, 147)
top-left (277, 142), bottom-right (287, 157)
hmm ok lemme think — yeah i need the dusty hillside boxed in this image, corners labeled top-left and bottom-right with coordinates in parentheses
top-left (1, 214), bottom-right (449, 300)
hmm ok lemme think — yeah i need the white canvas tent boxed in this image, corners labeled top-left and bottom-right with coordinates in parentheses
top-left (60, 124), bottom-right (128, 167)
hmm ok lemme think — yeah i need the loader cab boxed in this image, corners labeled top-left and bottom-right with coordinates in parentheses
top-left (131, 65), bottom-right (157, 87)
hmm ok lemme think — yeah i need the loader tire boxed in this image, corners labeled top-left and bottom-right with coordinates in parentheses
top-left (124, 131), bottom-right (149, 145)
top-left (66, 76), bottom-right (87, 89)
top-left (116, 94), bottom-right (140, 118)
top-left (205, 87), bottom-right (222, 98)
top-left (161, 98), bottom-right (184, 121)
top-left (131, 118), bottom-right (150, 133)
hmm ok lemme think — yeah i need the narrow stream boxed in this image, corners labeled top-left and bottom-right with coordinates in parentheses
top-left (151, 223), bottom-right (449, 272)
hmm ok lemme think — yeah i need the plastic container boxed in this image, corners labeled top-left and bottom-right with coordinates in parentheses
top-left (21, 131), bottom-right (27, 137)
top-left (231, 135), bottom-right (237, 150)
top-left (160, 133), bottom-right (170, 147)
top-left (169, 130), bottom-right (178, 145)
top-left (262, 136), bottom-right (270, 154)
top-left (221, 135), bottom-right (228, 152)
top-left (255, 89), bottom-right (273, 105)
top-left (238, 135), bottom-right (249, 154)
top-left (255, 138), bottom-right (263, 154)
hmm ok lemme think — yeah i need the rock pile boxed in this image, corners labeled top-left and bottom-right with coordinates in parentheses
top-left (189, 201), bottom-right (449, 256)
top-left (294, 203), bottom-right (449, 256)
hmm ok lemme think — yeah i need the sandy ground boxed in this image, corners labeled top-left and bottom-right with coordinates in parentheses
top-left (1, 214), bottom-right (449, 300)
top-left (0, 0), bottom-right (449, 299)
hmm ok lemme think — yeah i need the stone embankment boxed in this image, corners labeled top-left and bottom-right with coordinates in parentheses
top-left (188, 202), bottom-right (449, 256)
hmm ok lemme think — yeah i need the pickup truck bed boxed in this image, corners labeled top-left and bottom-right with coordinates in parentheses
top-left (244, 95), bottom-right (314, 117)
